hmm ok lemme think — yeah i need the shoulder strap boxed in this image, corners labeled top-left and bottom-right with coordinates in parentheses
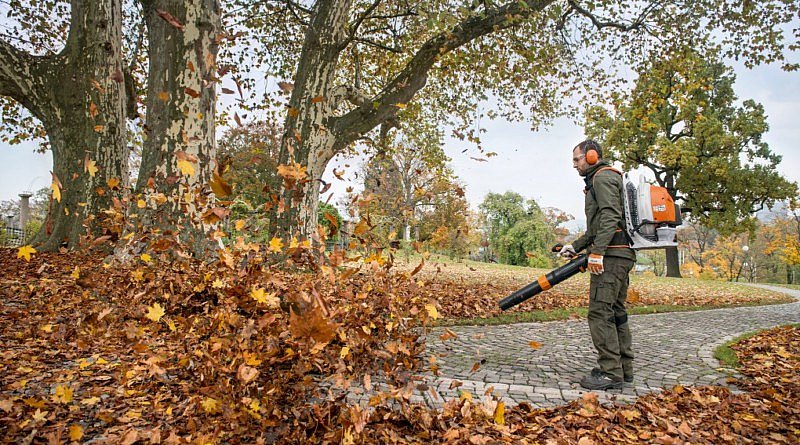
top-left (587, 166), bottom-right (622, 201)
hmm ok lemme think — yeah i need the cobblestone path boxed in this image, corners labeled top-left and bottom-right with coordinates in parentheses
top-left (419, 284), bottom-right (800, 408)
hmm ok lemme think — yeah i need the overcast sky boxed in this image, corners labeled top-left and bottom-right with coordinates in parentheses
top-left (1, 60), bottom-right (798, 229)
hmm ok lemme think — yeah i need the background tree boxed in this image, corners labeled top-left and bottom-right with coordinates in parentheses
top-left (479, 191), bottom-right (556, 266)
top-left (417, 181), bottom-right (476, 260)
top-left (234, 0), bottom-right (800, 239)
top-left (678, 220), bottom-right (718, 273)
top-left (217, 121), bottom-right (282, 211)
top-left (586, 49), bottom-right (797, 277)
top-left (703, 232), bottom-right (749, 281)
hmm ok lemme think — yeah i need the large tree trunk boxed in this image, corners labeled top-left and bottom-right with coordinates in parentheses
top-left (0, 0), bottom-right (128, 251)
top-left (135, 0), bottom-right (221, 251)
top-left (270, 0), bottom-right (353, 240)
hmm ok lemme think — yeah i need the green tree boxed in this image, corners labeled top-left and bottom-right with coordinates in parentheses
top-left (479, 192), bottom-right (555, 266)
top-left (586, 49), bottom-right (797, 277)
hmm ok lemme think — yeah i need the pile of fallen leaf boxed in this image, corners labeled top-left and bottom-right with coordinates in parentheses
top-left (399, 259), bottom-right (791, 319)
top-left (0, 247), bottom-right (436, 443)
top-left (347, 325), bottom-right (800, 444)
top-left (1, 247), bottom-right (796, 444)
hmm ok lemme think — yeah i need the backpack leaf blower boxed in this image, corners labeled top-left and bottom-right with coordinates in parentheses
top-left (498, 172), bottom-right (682, 311)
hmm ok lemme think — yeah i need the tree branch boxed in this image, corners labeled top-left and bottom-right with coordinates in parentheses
top-left (0, 39), bottom-right (48, 112)
top-left (567, 0), bottom-right (646, 32)
top-left (333, 0), bottom-right (554, 149)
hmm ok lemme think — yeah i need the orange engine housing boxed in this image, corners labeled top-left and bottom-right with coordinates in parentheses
top-left (649, 185), bottom-right (676, 223)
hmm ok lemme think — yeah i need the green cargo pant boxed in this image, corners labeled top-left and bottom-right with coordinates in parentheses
top-left (588, 256), bottom-right (635, 381)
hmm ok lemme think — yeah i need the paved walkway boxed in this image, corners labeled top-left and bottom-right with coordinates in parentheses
top-left (419, 284), bottom-right (800, 408)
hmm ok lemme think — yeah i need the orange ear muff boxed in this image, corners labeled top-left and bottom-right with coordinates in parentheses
top-left (585, 149), bottom-right (599, 165)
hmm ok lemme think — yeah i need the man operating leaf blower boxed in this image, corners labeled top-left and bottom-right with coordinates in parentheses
top-left (500, 139), bottom-right (680, 391)
top-left (563, 140), bottom-right (636, 390)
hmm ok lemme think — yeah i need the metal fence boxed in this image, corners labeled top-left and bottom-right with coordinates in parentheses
top-left (1, 227), bottom-right (29, 247)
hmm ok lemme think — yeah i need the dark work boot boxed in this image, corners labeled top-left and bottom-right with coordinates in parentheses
top-left (600, 367), bottom-right (633, 383)
top-left (581, 372), bottom-right (623, 390)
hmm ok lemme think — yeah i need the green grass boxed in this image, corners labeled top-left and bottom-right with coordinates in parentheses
top-left (713, 323), bottom-right (800, 368)
top-left (442, 299), bottom-right (793, 327)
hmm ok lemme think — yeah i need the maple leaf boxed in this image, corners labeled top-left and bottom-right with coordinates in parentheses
top-left (107, 177), bottom-right (121, 189)
top-left (50, 171), bottom-right (62, 202)
top-left (85, 158), bottom-right (99, 177)
top-left (32, 408), bottom-right (48, 422)
top-left (269, 237), bottom-right (284, 253)
top-left (425, 303), bottom-right (439, 320)
top-left (69, 424), bottom-right (84, 441)
top-left (145, 303), bottom-right (165, 322)
top-left (52, 384), bottom-right (73, 404)
top-left (177, 159), bottom-right (195, 176)
top-left (234, 220), bottom-right (245, 231)
top-left (17, 245), bottom-right (36, 262)
top-left (140, 253), bottom-right (153, 264)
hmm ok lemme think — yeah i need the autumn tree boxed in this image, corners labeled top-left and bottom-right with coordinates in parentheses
top-left (130, 0), bottom-right (223, 251)
top-left (217, 121), bottom-right (282, 210)
top-left (586, 49), bottom-right (797, 277)
top-left (678, 220), bottom-right (718, 273)
top-left (226, 0), bottom-right (800, 242)
top-left (0, 0), bottom-right (131, 250)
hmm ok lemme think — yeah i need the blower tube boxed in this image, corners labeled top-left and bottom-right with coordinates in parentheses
top-left (498, 245), bottom-right (588, 311)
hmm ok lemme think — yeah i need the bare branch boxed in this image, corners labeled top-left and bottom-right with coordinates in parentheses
top-left (353, 36), bottom-right (402, 53)
top-left (567, 0), bottom-right (645, 32)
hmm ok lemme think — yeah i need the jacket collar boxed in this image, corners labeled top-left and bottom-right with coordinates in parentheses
top-left (582, 161), bottom-right (610, 184)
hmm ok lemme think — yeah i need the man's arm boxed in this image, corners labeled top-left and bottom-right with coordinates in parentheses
top-left (588, 171), bottom-right (624, 255)
top-left (572, 232), bottom-right (590, 253)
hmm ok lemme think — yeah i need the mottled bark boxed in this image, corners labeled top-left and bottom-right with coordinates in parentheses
top-left (134, 0), bottom-right (221, 249)
top-left (0, 0), bottom-right (129, 251)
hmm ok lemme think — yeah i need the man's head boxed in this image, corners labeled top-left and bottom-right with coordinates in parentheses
top-left (572, 139), bottom-right (602, 176)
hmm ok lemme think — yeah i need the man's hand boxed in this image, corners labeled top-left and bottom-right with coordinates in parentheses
top-left (559, 244), bottom-right (577, 259)
top-left (588, 253), bottom-right (604, 275)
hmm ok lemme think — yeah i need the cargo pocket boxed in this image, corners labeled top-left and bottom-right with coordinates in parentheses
top-left (593, 274), bottom-right (619, 304)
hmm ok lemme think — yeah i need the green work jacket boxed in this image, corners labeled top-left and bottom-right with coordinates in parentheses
top-left (572, 162), bottom-right (636, 261)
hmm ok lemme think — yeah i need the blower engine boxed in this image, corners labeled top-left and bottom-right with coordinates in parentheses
top-left (622, 173), bottom-right (681, 250)
top-left (498, 173), bottom-right (682, 311)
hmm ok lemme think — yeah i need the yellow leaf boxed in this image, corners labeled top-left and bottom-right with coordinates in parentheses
top-left (81, 397), bottom-right (100, 406)
top-left (158, 91), bottom-right (170, 101)
top-left (251, 287), bottom-right (266, 304)
top-left (212, 278), bottom-right (225, 289)
top-left (51, 180), bottom-right (61, 202)
top-left (85, 159), bottom-right (99, 177)
top-left (269, 237), bottom-right (284, 253)
top-left (494, 401), bottom-right (505, 425)
top-left (243, 352), bottom-right (262, 366)
top-left (235, 219), bottom-right (245, 231)
top-left (425, 304), bottom-right (439, 320)
top-left (145, 303), bottom-right (165, 322)
top-left (340, 346), bottom-right (350, 359)
top-left (52, 384), bottom-right (73, 404)
top-left (394, 103), bottom-right (407, 109)
top-left (177, 159), bottom-right (195, 176)
top-left (69, 424), bottom-right (84, 441)
top-left (167, 319), bottom-right (176, 331)
top-left (93, 125), bottom-right (104, 133)
top-left (40, 324), bottom-right (53, 332)
top-left (137, 199), bottom-right (147, 209)
top-left (289, 237), bottom-right (299, 249)
top-left (140, 253), bottom-right (152, 264)
top-left (529, 341), bottom-right (543, 350)
top-left (71, 266), bottom-right (80, 280)
top-left (17, 245), bottom-right (36, 262)
top-left (201, 397), bottom-right (219, 414)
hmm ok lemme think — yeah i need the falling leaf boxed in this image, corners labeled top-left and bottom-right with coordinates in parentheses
top-left (424, 304), bottom-right (439, 320)
top-left (278, 81), bottom-right (294, 92)
top-left (94, 125), bottom-right (105, 133)
top-left (394, 103), bottom-right (407, 109)
top-left (17, 245), bottom-right (36, 262)
top-left (177, 159), bottom-right (195, 176)
top-left (156, 9), bottom-right (185, 30)
top-left (137, 199), bottom-right (147, 209)
top-left (529, 341), bottom-right (543, 349)
top-left (89, 102), bottom-right (98, 119)
top-left (145, 303), bottom-right (165, 322)
top-left (311, 95), bottom-right (325, 103)
top-left (439, 328), bottom-right (458, 341)
top-left (51, 171), bottom-right (62, 202)
top-left (107, 177), bottom-right (120, 189)
top-left (184, 87), bottom-right (200, 98)
top-left (269, 237), bottom-right (284, 253)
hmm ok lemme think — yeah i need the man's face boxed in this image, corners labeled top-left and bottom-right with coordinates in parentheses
top-left (572, 147), bottom-right (589, 176)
